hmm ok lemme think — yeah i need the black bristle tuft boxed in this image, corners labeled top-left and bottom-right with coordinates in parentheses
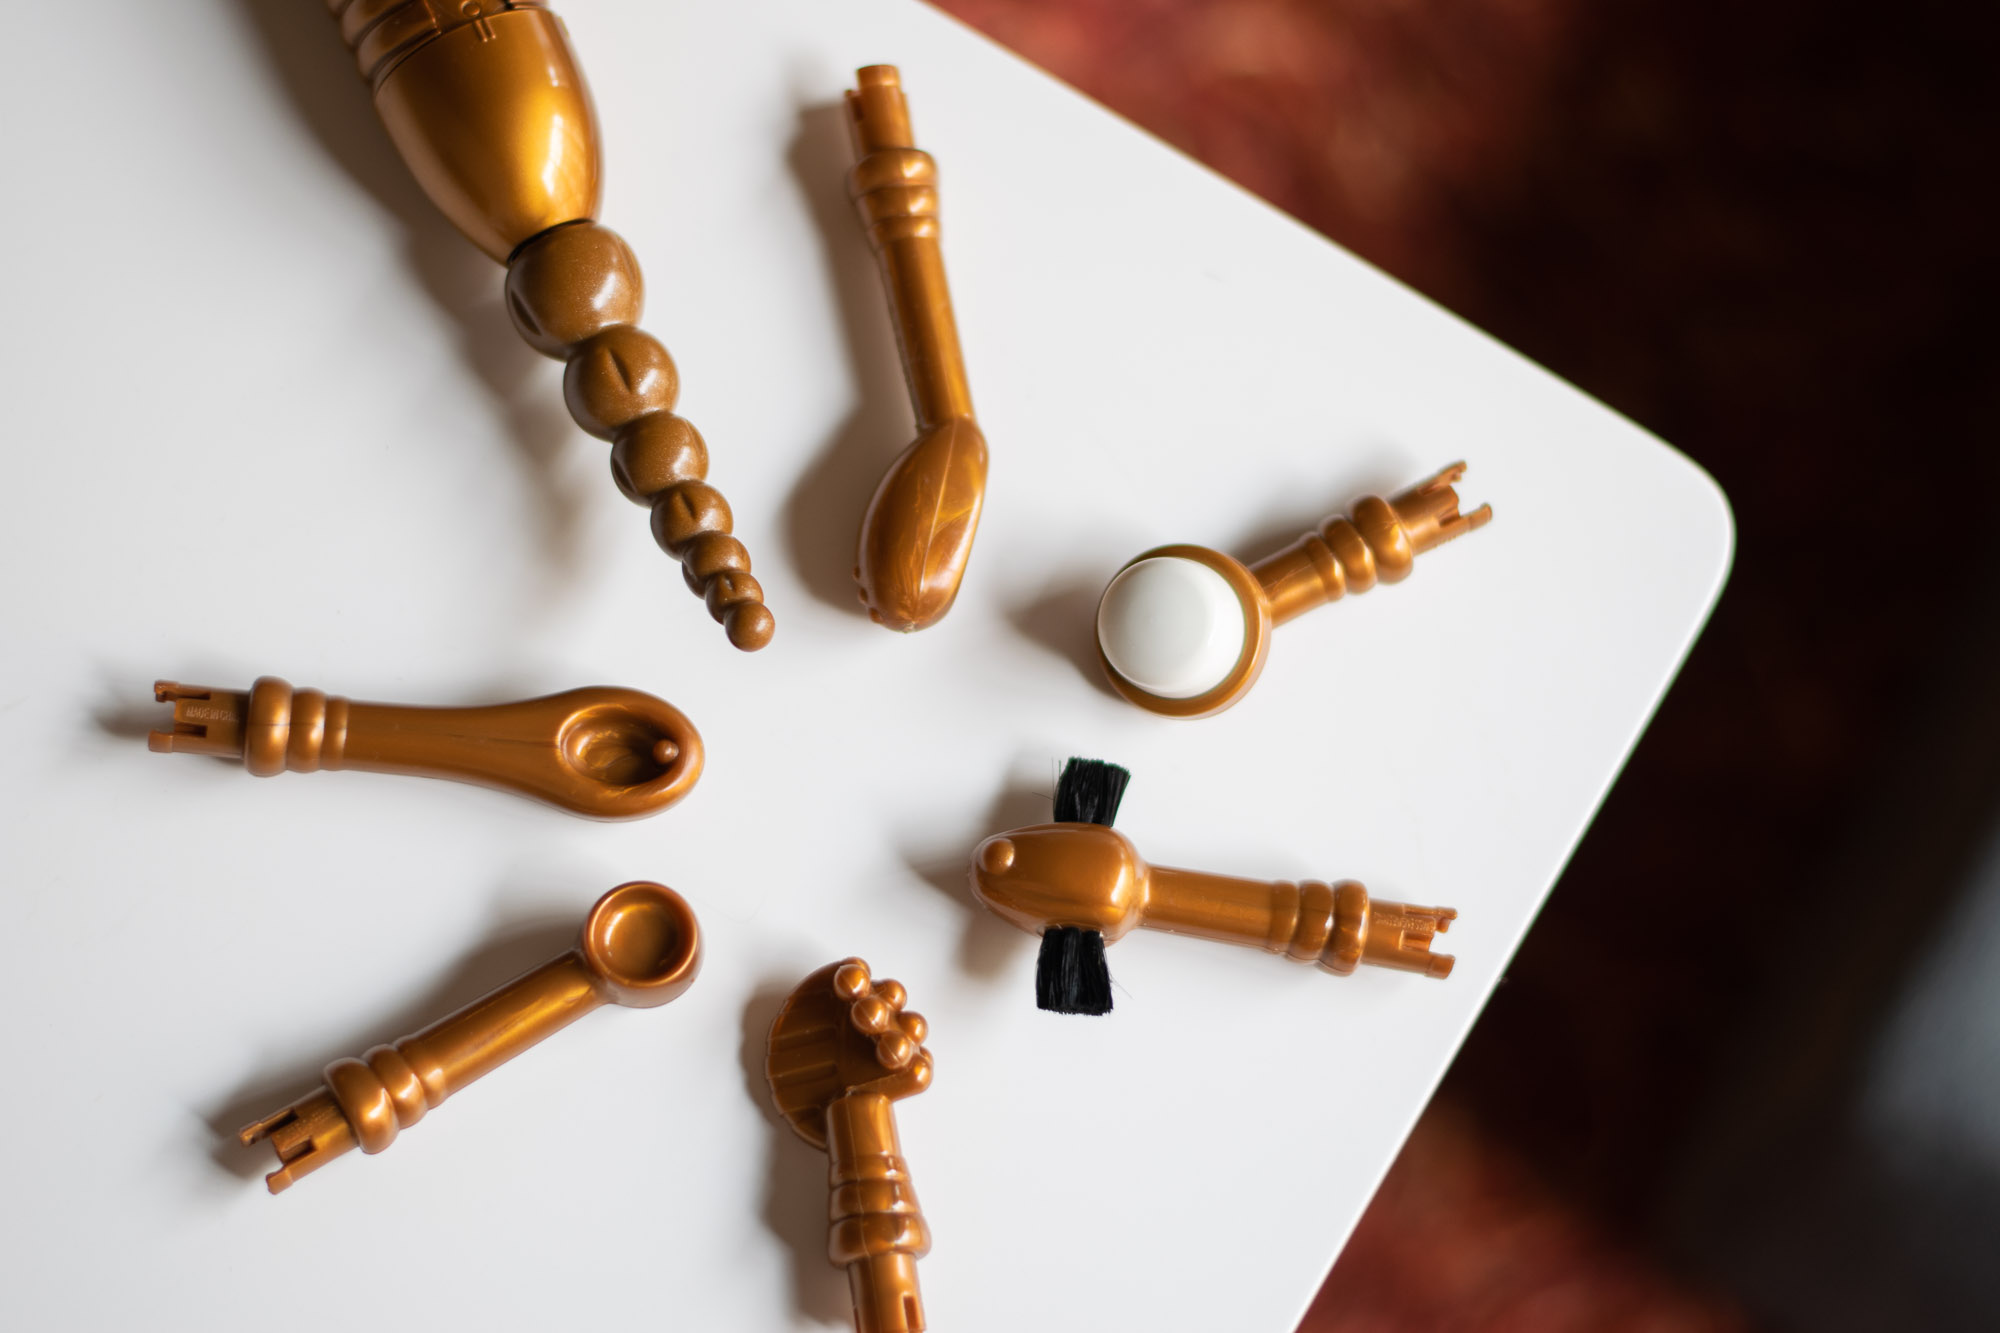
top-left (1036, 926), bottom-right (1114, 1014)
top-left (1053, 757), bottom-right (1131, 827)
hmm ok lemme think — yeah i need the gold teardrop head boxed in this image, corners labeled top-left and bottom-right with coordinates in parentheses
top-left (854, 417), bottom-right (988, 632)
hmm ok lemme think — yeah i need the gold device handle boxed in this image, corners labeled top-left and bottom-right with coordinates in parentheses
top-left (828, 1091), bottom-right (931, 1333)
top-left (1145, 865), bottom-right (1457, 977)
top-left (1250, 462), bottom-right (1492, 625)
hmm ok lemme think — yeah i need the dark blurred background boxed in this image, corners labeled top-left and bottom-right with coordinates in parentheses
top-left (929, 2), bottom-right (2000, 1329)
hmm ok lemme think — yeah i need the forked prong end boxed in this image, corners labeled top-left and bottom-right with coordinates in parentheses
top-left (1361, 903), bottom-right (1461, 979)
top-left (1390, 463), bottom-right (1492, 555)
top-left (237, 1089), bottom-right (355, 1196)
top-left (146, 680), bottom-right (246, 759)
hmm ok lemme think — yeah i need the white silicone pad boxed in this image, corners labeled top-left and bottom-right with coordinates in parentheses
top-left (1096, 556), bottom-right (1252, 698)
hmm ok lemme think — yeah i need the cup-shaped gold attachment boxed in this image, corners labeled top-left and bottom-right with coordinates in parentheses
top-left (238, 882), bottom-right (700, 1193)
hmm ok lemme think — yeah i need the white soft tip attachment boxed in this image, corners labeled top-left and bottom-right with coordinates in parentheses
top-left (1096, 556), bottom-right (1249, 699)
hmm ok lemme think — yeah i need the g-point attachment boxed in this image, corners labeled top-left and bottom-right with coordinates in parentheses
top-left (845, 65), bottom-right (988, 634)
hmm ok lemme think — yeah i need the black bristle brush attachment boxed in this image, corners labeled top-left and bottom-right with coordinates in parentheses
top-left (1034, 758), bottom-right (1131, 1015)
top-left (975, 757), bottom-right (1464, 1010)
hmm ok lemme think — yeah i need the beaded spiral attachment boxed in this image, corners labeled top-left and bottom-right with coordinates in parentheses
top-left (506, 224), bottom-right (774, 650)
top-left (326, 0), bottom-right (772, 649)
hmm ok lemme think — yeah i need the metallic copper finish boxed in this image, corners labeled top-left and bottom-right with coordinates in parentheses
top-left (325, 1), bottom-right (771, 649)
top-left (239, 881), bottom-right (700, 1193)
top-left (1099, 462), bottom-right (1492, 718)
top-left (148, 675), bottom-right (700, 820)
top-left (1252, 461), bottom-right (1491, 625)
top-left (361, 3), bottom-right (599, 263)
top-left (768, 959), bottom-right (933, 1333)
top-left (846, 66), bottom-right (988, 633)
top-left (972, 822), bottom-right (1456, 979)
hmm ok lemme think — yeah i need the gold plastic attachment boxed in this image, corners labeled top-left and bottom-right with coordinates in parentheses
top-left (845, 66), bottom-right (988, 633)
top-left (1097, 463), bottom-right (1492, 718)
top-left (972, 823), bottom-right (1456, 978)
top-left (240, 881), bottom-right (700, 1193)
top-left (324, 1), bottom-right (772, 649)
top-left (347, 0), bottom-right (599, 264)
top-left (767, 959), bottom-right (934, 1333)
top-left (149, 676), bottom-right (700, 820)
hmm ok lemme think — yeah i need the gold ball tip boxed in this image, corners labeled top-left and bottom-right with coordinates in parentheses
top-left (978, 837), bottom-right (1016, 874)
top-left (725, 603), bottom-right (775, 651)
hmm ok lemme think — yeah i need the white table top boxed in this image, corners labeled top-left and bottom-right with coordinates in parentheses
top-left (0, 1), bottom-right (1730, 1329)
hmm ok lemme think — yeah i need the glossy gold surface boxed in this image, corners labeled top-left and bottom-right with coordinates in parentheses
top-left (846, 66), bottom-right (988, 633)
top-left (1098, 462), bottom-right (1492, 717)
top-left (342, 2), bottom-right (601, 261)
top-left (972, 822), bottom-right (1456, 979)
top-left (506, 224), bottom-right (774, 650)
top-left (149, 675), bottom-right (700, 820)
top-left (1253, 461), bottom-right (1491, 625)
top-left (239, 882), bottom-right (700, 1193)
top-left (768, 960), bottom-right (932, 1333)
top-left (327, 4), bottom-right (770, 648)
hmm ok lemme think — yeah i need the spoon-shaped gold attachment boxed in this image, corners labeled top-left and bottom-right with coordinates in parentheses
top-left (148, 675), bottom-right (701, 820)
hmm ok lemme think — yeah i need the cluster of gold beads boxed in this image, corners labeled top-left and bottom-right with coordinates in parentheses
top-left (504, 221), bottom-right (774, 651)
